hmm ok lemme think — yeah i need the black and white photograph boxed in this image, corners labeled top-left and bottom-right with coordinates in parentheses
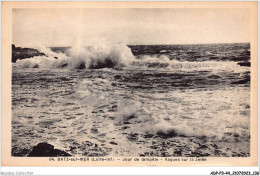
top-left (2, 2), bottom-right (258, 168)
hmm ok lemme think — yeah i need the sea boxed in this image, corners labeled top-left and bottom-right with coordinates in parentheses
top-left (12, 43), bottom-right (250, 157)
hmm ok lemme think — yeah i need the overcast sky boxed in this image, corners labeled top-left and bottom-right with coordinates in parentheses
top-left (13, 8), bottom-right (250, 47)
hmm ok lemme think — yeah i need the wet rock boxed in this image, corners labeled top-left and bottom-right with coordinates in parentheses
top-left (12, 44), bottom-right (46, 63)
top-left (28, 143), bottom-right (71, 157)
top-left (237, 62), bottom-right (250, 67)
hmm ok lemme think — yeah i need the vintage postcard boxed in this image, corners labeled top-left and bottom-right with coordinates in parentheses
top-left (1, 1), bottom-right (258, 166)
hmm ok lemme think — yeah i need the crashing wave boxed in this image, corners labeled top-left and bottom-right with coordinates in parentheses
top-left (16, 44), bottom-right (135, 69)
top-left (15, 44), bottom-right (249, 73)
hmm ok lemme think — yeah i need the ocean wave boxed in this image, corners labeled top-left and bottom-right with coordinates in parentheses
top-left (15, 44), bottom-right (249, 73)
top-left (74, 76), bottom-right (250, 141)
top-left (16, 44), bottom-right (135, 69)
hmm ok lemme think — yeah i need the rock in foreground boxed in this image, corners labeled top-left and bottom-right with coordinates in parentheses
top-left (27, 143), bottom-right (71, 157)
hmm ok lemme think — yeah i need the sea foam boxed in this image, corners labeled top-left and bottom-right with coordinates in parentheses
top-left (15, 44), bottom-right (249, 73)
top-left (16, 44), bottom-right (135, 69)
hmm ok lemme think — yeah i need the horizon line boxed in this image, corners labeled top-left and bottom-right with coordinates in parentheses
top-left (12, 42), bottom-right (250, 48)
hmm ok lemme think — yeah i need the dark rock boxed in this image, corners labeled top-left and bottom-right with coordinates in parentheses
top-left (28, 143), bottom-right (71, 157)
top-left (237, 62), bottom-right (251, 67)
top-left (12, 44), bottom-right (46, 63)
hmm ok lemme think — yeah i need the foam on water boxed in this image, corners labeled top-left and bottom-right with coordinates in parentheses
top-left (15, 44), bottom-right (249, 73)
top-left (11, 43), bottom-right (251, 157)
top-left (132, 55), bottom-right (249, 73)
top-left (74, 75), bottom-right (250, 142)
top-left (16, 44), bottom-right (135, 69)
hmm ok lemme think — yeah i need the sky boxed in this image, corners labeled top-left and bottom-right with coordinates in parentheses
top-left (13, 8), bottom-right (250, 47)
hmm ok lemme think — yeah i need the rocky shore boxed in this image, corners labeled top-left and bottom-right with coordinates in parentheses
top-left (27, 143), bottom-right (71, 157)
top-left (12, 44), bottom-right (45, 63)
